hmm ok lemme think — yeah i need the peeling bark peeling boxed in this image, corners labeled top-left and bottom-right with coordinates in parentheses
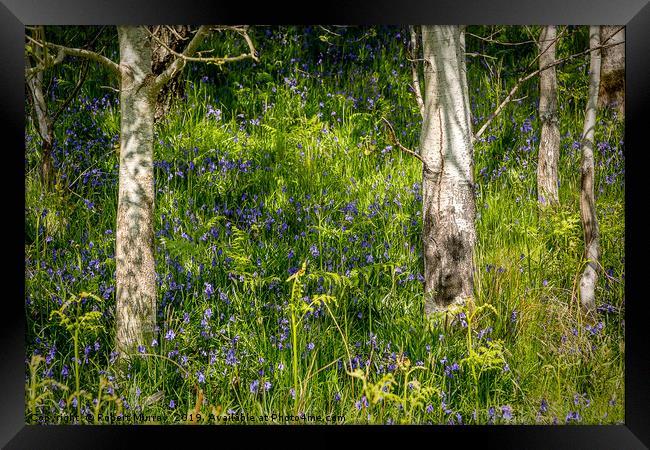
top-left (579, 26), bottom-right (601, 319)
top-left (115, 26), bottom-right (158, 357)
top-left (537, 25), bottom-right (560, 207)
top-left (420, 26), bottom-right (476, 315)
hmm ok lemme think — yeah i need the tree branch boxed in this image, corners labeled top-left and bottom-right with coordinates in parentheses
top-left (152, 25), bottom-right (259, 91)
top-left (466, 52), bottom-right (497, 59)
top-left (165, 25), bottom-right (190, 42)
top-left (466, 30), bottom-right (536, 46)
top-left (473, 38), bottom-right (624, 141)
top-left (529, 26), bottom-right (570, 74)
top-left (381, 117), bottom-right (425, 165)
top-left (25, 43), bottom-right (65, 77)
top-left (51, 60), bottom-right (90, 124)
top-left (25, 34), bottom-right (120, 76)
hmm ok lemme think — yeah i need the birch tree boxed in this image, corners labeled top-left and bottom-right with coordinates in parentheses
top-left (579, 26), bottom-right (602, 318)
top-left (419, 26), bottom-right (476, 315)
top-left (536, 25), bottom-right (560, 207)
top-left (28, 25), bottom-right (258, 358)
top-left (387, 26), bottom-right (618, 315)
top-left (385, 26), bottom-right (476, 315)
top-left (25, 28), bottom-right (54, 190)
top-left (598, 26), bottom-right (625, 116)
top-left (151, 25), bottom-right (190, 121)
top-left (26, 27), bottom-right (97, 191)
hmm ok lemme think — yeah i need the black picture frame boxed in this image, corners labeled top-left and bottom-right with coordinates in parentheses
top-left (5, 0), bottom-right (649, 448)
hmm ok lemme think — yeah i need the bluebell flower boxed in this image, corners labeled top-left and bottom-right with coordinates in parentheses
top-left (204, 308), bottom-right (213, 320)
top-left (540, 399), bottom-right (548, 413)
top-left (225, 348), bottom-right (238, 366)
top-left (511, 310), bottom-right (518, 322)
top-left (565, 411), bottom-right (581, 422)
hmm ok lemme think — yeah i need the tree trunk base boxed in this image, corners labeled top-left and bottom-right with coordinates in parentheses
top-left (424, 295), bottom-right (467, 316)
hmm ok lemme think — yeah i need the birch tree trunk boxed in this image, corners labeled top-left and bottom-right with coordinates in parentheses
top-left (25, 27), bottom-right (54, 190)
top-left (579, 26), bottom-right (601, 319)
top-left (151, 25), bottom-right (190, 122)
top-left (115, 26), bottom-right (158, 357)
top-left (26, 25), bottom-right (257, 360)
top-left (536, 25), bottom-right (560, 207)
top-left (420, 26), bottom-right (476, 315)
top-left (598, 25), bottom-right (624, 116)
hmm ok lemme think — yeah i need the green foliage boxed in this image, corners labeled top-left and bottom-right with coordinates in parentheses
top-left (24, 25), bottom-right (624, 425)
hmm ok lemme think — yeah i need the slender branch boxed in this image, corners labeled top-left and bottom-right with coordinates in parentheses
top-left (601, 26), bottom-right (626, 45)
top-left (381, 117), bottom-right (425, 165)
top-left (25, 34), bottom-right (120, 76)
top-left (466, 31), bottom-right (536, 46)
top-left (152, 25), bottom-right (259, 91)
top-left (473, 38), bottom-right (624, 141)
top-left (51, 60), bottom-right (90, 124)
top-left (466, 52), bottom-right (498, 59)
top-left (166, 25), bottom-right (189, 42)
top-left (318, 25), bottom-right (342, 37)
top-left (409, 26), bottom-right (424, 119)
top-left (25, 42), bottom-right (65, 77)
top-left (152, 25), bottom-right (208, 89)
top-left (405, 57), bottom-right (427, 63)
top-left (529, 26), bottom-right (570, 74)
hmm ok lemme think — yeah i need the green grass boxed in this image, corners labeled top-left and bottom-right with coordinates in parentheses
top-left (24, 25), bottom-right (624, 425)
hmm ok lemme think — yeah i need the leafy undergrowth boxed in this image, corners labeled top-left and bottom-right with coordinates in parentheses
top-left (24, 26), bottom-right (624, 425)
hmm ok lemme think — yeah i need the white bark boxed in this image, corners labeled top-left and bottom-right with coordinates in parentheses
top-left (537, 25), bottom-right (560, 206)
top-left (409, 25), bottom-right (425, 119)
top-left (115, 26), bottom-right (158, 357)
top-left (420, 26), bottom-right (476, 315)
top-left (25, 26), bottom-right (257, 359)
top-left (579, 26), bottom-right (601, 318)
